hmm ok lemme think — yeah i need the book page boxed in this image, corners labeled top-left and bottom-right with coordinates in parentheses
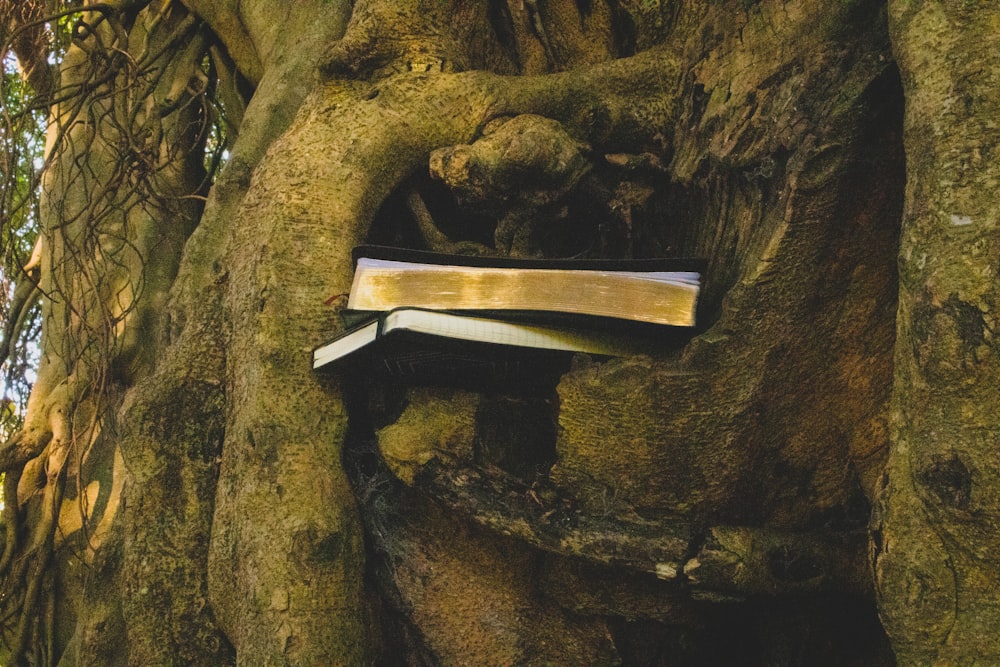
top-left (385, 310), bottom-right (646, 356)
top-left (312, 320), bottom-right (380, 368)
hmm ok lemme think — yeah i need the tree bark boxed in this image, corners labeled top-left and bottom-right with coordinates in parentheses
top-left (6, 0), bottom-right (993, 663)
top-left (874, 2), bottom-right (1000, 662)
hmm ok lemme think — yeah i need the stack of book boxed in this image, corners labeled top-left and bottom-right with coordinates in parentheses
top-left (312, 245), bottom-right (704, 383)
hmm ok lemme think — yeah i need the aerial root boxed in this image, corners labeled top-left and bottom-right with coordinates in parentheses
top-left (0, 440), bottom-right (65, 666)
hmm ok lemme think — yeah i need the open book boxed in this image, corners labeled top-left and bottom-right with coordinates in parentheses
top-left (345, 246), bottom-right (704, 327)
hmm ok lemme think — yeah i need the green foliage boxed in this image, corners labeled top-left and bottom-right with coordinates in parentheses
top-left (200, 54), bottom-right (232, 177)
top-left (0, 0), bottom-right (74, 425)
top-left (0, 54), bottom-right (44, 423)
top-left (0, 56), bottom-right (42, 268)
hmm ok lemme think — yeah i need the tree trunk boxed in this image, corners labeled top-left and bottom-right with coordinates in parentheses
top-left (874, 2), bottom-right (1000, 662)
top-left (0, 0), bottom-right (993, 663)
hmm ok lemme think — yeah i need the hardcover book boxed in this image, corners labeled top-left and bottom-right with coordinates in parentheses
top-left (344, 246), bottom-right (704, 327)
top-left (312, 307), bottom-right (661, 373)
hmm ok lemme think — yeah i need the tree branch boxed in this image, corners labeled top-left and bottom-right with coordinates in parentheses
top-left (0, 266), bottom-right (41, 370)
top-left (2, 0), bottom-right (56, 103)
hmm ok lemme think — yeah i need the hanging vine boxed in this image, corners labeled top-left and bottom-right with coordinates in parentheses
top-left (0, 1), bottom-right (226, 661)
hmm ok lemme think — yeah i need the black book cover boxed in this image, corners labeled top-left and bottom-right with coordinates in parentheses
top-left (321, 314), bottom-right (572, 391)
top-left (352, 245), bottom-right (707, 273)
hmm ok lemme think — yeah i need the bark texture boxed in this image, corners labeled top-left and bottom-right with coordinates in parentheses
top-left (0, 0), bottom-right (992, 664)
top-left (874, 2), bottom-right (1000, 662)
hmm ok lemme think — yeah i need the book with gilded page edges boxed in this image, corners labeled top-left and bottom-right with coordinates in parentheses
top-left (345, 245), bottom-right (704, 327)
top-left (313, 247), bottom-right (705, 384)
